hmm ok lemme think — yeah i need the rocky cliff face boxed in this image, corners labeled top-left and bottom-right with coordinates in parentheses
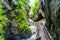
top-left (50, 0), bottom-right (60, 40)
top-left (41, 0), bottom-right (60, 40)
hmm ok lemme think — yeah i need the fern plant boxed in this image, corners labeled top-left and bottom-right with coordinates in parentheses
top-left (29, 0), bottom-right (40, 19)
top-left (0, 0), bottom-right (31, 39)
top-left (16, 0), bottom-right (31, 33)
top-left (0, 0), bottom-right (8, 40)
top-left (15, 0), bottom-right (31, 38)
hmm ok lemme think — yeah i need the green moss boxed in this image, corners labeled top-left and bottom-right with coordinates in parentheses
top-left (16, 0), bottom-right (31, 34)
top-left (0, 0), bottom-right (8, 40)
top-left (0, 36), bottom-right (5, 40)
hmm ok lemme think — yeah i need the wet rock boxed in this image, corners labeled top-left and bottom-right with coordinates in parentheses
top-left (42, 0), bottom-right (60, 40)
top-left (50, 0), bottom-right (60, 39)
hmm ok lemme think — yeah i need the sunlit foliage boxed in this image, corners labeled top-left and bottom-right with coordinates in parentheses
top-left (30, 0), bottom-right (40, 18)
top-left (15, 0), bottom-right (31, 35)
top-left (0, 0), bottom-right (8, 40)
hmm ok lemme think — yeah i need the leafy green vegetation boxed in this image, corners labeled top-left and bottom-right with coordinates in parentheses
top-left (22, 0), bottom-right (30, 5)
top-left (30, 0), bottom-right (40, 18)
top-left (0, 0), bottom-right (8, 40)
top-left (16, 0), bottom-right (31, 34)
top-left (0, 0), bottom-right (31, 39)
